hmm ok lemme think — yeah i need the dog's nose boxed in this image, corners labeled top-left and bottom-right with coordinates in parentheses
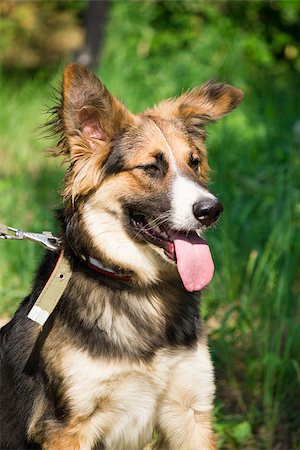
top-left (193, 198), bottom-right (223, 226)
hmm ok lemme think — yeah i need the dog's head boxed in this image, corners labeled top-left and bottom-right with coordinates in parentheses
top-left (51, 63), bottom-right (243, 290)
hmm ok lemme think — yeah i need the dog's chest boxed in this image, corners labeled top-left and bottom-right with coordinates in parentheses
top-left (61, 348), bottom-right (175, 450)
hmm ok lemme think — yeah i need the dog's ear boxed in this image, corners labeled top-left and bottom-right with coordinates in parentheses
top-left (154, 81), bottom-right (243, 136)
top-left (61, 63), bottom-right (134, 153)
top-left (52, 64), bottom-right (135, 200)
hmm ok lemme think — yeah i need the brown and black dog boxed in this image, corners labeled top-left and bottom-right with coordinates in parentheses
top-left (0, 63), bottom-right (243, 450)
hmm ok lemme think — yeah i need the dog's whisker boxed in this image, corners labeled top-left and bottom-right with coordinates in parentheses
top-left (131, 212), bottom-right (172, 240)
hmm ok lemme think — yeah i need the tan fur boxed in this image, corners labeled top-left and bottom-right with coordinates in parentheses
top-left (43, 435), bottom-right (81, 450)
top-left (63, 132), bottom-right (110, 201)
top-left (152, 82), bottom-right (243, 123)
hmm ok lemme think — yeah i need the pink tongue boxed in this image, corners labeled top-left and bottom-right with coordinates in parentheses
top-left (173, 233), bottom-right (214, 292)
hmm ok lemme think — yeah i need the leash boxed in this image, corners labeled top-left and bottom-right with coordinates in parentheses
top-left (1, 223), bottom-right (71, 327)
top-left (0, 223), bottom-right (61, 251)
top-left (1, 223), bottom-right (132, 328)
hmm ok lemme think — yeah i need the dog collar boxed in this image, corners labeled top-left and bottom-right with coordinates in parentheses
top-left (85, 256), bottom-right (132, 282)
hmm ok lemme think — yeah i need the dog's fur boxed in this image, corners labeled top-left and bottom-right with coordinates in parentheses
top-left (0, 64), bottom-right (243, 450)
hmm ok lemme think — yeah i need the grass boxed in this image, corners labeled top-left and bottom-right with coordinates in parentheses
top-left (1, 2), bottom-right (299, 448)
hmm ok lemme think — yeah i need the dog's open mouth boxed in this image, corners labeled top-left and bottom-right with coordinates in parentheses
top-left (130, 213), bottom-right (175, 259)
top-left (130, 212), bottom-right (214, 292)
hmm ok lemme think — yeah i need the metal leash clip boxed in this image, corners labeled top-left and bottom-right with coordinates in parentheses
top-left (0, 223), bottom-right (61, 252)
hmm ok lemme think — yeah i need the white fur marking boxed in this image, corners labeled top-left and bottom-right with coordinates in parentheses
top-left (171, 176), bottom-right (216, 230)
top-left (151, 121), bottom-right (216, 230)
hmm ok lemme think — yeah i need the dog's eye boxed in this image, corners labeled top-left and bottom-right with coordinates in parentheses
top-left (190, 155), bottom-right (201, 171)
top-left (136, 164), bottom-right (160, 175)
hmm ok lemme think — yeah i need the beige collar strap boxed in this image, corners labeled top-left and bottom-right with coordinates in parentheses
top-left (27, 250), bottom-right (72, 327)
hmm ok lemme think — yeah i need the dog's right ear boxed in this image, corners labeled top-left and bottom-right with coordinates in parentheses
top-left (49, 64), bottom-right (135, 200)
top-left (59, 63), bottom-right (134, 154)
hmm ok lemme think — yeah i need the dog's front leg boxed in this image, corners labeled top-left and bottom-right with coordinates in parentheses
top-left (155, 405), bottom-right (215, 450)
top-left (155, 342), bottom-right (216, 450)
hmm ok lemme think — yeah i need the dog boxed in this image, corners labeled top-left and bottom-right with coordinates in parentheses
top-left (0, 63), bottom-right (243, 450)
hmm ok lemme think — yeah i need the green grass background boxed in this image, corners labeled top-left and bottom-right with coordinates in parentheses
top-left (1, 2), bottom-right (299, 449)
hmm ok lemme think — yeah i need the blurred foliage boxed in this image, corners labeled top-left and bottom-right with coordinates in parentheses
top-left (0, 0), bottom-right (85, 68)
top-left (144, 1), bottom-right (300, 70)
top-left (0, 0), bottom-right (299, 71)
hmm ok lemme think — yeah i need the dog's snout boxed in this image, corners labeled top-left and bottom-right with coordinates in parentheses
top-left (192, 198), bottom-right (223, 226)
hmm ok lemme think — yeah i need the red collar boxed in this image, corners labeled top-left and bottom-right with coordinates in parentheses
top-left (86, 256), bottom-right (132, 282)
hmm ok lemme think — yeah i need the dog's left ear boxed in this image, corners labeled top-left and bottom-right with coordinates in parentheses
top-left (154, 81), bottom-right (243, 134)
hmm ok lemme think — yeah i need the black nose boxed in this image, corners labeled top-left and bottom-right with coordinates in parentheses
top-left (193, 198), bottom-right (223, 226)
